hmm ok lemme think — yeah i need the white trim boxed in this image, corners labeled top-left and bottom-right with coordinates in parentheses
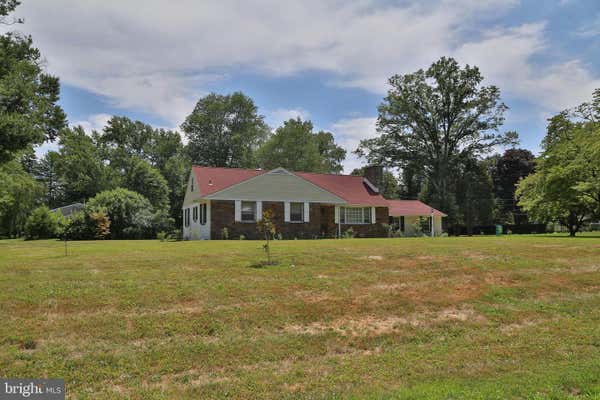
top-left (256, 201), bottom-right (263, 221)
top-left (339, 206), bottom-right (375, 225)
top-left (363, 178), bottom-right (379, 193)
top-left (334, 206), bottom-right (340, 223)
top-left (284, 201), bottom-right (290, 222)
top-left (234, 200), bottom-right (241, 222)
top-left (303, 202), bottom-right (310, 223)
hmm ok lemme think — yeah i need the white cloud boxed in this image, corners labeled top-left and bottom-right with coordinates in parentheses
top-left (455, 23), bottom-right (600, 111)
top-left (9, 0), bottom-right (599, 131)
top-left (71, 113), bottom-right (112, 134)
top-left (330, 117), bottom-right (377, 173)
top-left (265, 108), bottom-right (310, 129)
top-left (575, 14), bottom-right (600, 38)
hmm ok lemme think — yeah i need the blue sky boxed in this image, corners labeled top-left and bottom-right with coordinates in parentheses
top-left (12, 0), bottom-right (600, 172)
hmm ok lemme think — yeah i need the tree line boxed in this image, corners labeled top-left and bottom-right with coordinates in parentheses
top-left (1, 0), bottom-right (598, 239)
top-left (0, 1), bottom-right (349, 239)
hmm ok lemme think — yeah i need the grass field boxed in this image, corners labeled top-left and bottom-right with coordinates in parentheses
top-left (1, 235), bottom-right (600, 399)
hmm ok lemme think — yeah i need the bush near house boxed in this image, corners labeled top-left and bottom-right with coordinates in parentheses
top-left (65, 209), bottom-right (111, 240)
top-left (23, 206), bottom-right (65, 240)
top-left (86, 188), bottom-right (173, 239)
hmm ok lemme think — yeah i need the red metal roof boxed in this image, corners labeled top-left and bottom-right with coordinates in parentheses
top-left (192, 166), bottom-right (265, 196)
top-left (387, 199), bottom-right (447, 217)
top-left (192, 166), bottom-right (389, 206)
top-left (295, 172), bottom-right (389, 206)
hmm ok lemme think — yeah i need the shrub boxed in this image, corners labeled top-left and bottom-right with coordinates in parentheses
top-left (169, 229), bottom-right (183, 241)
top-left (239, 234), bottom-right (246, 240)
top-left (157, 231), bottom-right (168, 241)
top-left (221, 227), bottom-right (229, 240)
top-left (343, 227), bottom-right (355, 238)
top-left (24, 206), bottom-right (66, 240)
top-left (86, 188), bottom-right (173, 239)
top-left (65, 210), bottom-right (111, 240)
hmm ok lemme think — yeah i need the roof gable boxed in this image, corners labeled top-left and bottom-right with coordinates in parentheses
top-left (204, 167), bottom-right (346, 203)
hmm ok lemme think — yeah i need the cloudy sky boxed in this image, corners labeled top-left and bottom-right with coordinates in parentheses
top-left (11, 0), bottom-right (600, 172)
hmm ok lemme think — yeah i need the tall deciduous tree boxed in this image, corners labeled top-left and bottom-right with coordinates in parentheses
top-left (357, 57), bottom-right (516, 222)
top-left (488, 148), bottom-right (535, 224)
top-left (516, 141), bottom-right (594, 237)
top-left (182, 92), bottom-right (269, 168)
top-left (517, 90), bottom-right (600, 236)
top-left (97, 116), bottom-right (190, 224)
top-left (55, 127), bottom-right (116, 203)
top-left (314, 131), bottom-right (346, 174)
top-left (257, 118), bottom-right (346, 173)
top-left (124, 159), bottom-right (169, 210)
top-left (0, 1), bottom-right (66, 163)
top-left (0, 158), bottom-right (43, 237)
top-left (36, 150), bottom-right (64, 208)
top-left (454, 158), bottom-right (496, 234)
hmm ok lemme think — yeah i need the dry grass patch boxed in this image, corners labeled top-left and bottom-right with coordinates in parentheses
top-left (284, 306), bottom-right (485, 337)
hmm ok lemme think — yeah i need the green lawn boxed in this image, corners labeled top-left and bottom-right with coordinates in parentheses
top-left (1, 235), bottom-right (600, 399)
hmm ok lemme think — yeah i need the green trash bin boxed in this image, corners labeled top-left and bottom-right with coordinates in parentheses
top-left (495, 224), bottom-right (503, 236)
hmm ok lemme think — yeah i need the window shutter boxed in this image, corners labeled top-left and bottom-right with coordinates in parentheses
top-left (334, 206), bottom-right (340, 223)
top-left (256, 201), bottom-right (263, 221)
top-left (234, 200), bottom-right (241, 222)
top-left (371, 207), bottom-right (376, 224)
top-left (303, 202), bottom-right (310, 223)
top-left (284, 202), bottom-right (290, 222)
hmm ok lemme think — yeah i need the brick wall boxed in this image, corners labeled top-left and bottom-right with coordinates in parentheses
top-left (210, 200), bottom-right (388, 239)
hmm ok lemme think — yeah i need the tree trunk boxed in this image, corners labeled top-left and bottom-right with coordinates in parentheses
top-left (565, 210), bottom-right (580, 237)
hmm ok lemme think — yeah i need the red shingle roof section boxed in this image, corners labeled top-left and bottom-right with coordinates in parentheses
top-left (387, 199), bottom-right (446, 217)
top-left (192, 166), bottom-right (442, 212)
top-left (192, 166), bottom-right (265, 196)
top-left (295, 172), bottom-right (389, 206)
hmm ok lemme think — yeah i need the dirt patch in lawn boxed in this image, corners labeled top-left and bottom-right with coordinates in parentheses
top-left (461, 251), bottom-right (496, 260)
top-left (370, 283), bottom-right (408, 291)
top-left (284, 306), bottom-right (485, 337)
top-left (294, 290), bottom-right (334, 303)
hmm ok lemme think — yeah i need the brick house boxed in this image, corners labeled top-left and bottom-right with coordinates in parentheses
top-left (182, 165), bottom-right (445, 240)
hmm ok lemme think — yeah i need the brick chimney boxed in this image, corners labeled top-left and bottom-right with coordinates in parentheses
top-left (363, 165), bottom-right (383, 193)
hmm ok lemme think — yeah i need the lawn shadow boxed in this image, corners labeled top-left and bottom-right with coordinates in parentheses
top-left (531, 234), bottom-right (600, 239)
top-left (248, 260), bottom-right (280, 268)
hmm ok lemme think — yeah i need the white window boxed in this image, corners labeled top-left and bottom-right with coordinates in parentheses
top-left (200, 204), bottom-right (207, 225)
top-left (241, 201), bottom-right (256, 222)
top-left (290, 202), bottom-right (304, 222)
top-left (340, 207), bottom-right (372, 224)
top-left (192, 206), bottom-right (198, 223)
top-left (184, 208), bottom-right (190, 227)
